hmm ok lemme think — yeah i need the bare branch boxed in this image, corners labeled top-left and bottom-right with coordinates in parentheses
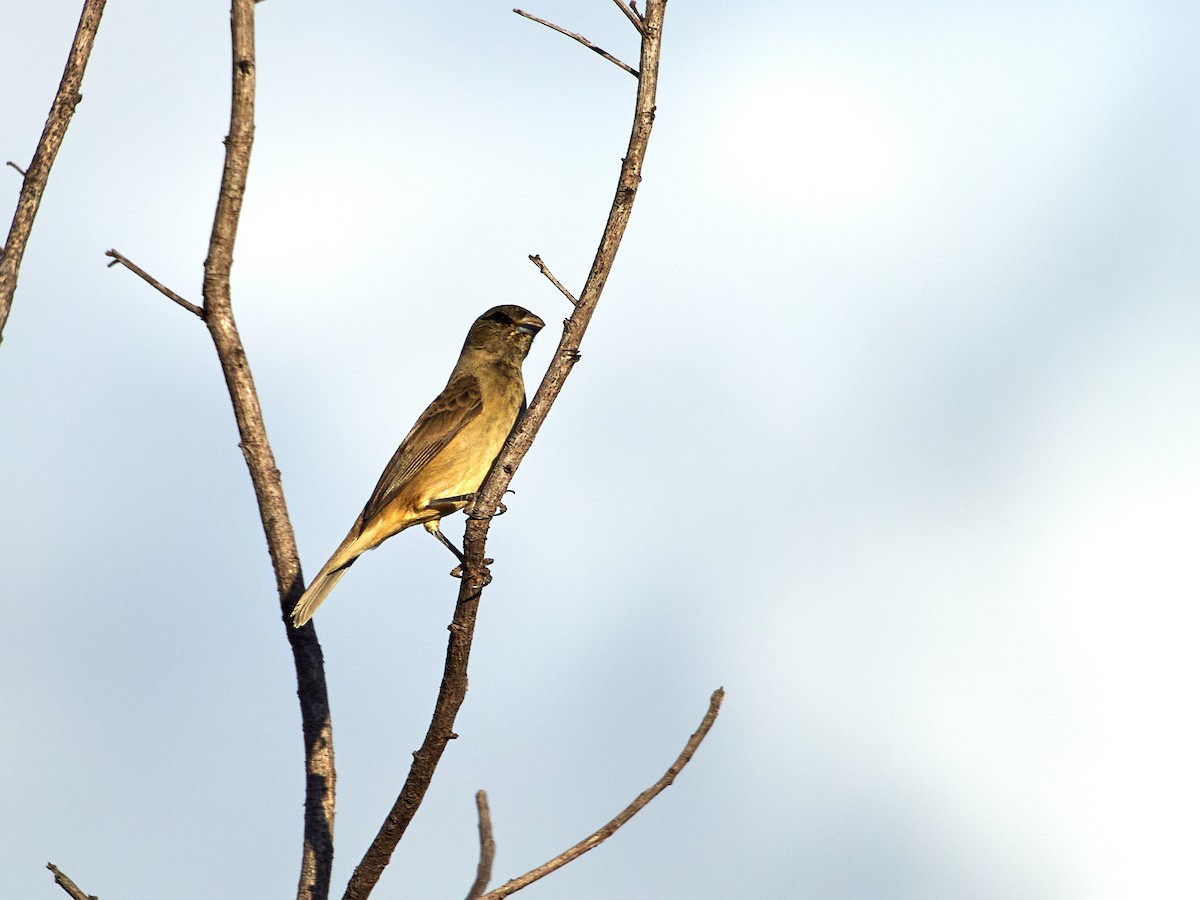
top-left (527, 254), bottom-right (579, 306)
top-left (465, 790), bottom-right (497, 900)
top-left (5, 161), bottom-right (28, 177)
top-left (513, 9), bottom-right (639, 77)
top-left (201, 4), bottom-right (335, 898)
top-left (480, 687), bottom-right (723, 899)
top-left (478, 0), bottom-right (666, 514)
top-left (46, 863), bottom-right (98, 900)
top-left (611, 0), bottom-right (645, 33)
top-left (105, 249), bottom-right (204, 317)
top-left (341, 569), bottom-right (487, 900)
top-left (0, 0), bottom-right (107, 345)
top-left (107, 5), bottom-right (334, 894)
top-left (341, 4), bottom-right (669, 897)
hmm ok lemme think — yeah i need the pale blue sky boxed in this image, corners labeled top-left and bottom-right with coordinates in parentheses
top-left (3, 2), bottom-right (1199, 898)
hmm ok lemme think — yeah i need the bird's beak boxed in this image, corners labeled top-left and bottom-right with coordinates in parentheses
top-left (515, 313), bottom-right (545, 336)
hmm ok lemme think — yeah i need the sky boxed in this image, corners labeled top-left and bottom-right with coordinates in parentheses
top-left (3, 1), bottom-right (1200, 898)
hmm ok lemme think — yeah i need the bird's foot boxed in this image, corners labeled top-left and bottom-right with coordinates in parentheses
top-left (450, 558), bottom-right (493, 580)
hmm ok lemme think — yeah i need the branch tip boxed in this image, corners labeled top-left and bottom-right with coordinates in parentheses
top-left (46, 863), bottom-right (97, 900)
top-left (465, 790), bottom-right (497, 900)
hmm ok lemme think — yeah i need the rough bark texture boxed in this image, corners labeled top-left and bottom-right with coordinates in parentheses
top-left (200, 4), bottom-right (335, 898)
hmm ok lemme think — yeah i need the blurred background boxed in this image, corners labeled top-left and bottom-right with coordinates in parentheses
top-left (3, 1), bottom-right (1199, 898)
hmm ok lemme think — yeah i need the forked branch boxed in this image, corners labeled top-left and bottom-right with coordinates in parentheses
top-left (480, 688), bottom-right (724, 899)
top-left (611, 0), bottom-right (645, 33)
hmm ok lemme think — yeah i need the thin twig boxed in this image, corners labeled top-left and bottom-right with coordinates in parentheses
top-left (610, 0), bottom-right (644, 33)
top-left (5, 160), bottom-right (28, 177)
top-left (0, 0), bottom-right (107, 346)
top-left (46, 863), bottom-right (98, 900)
top-left (513, 9), bottom-right (639, 77)
top-left (479, 688), bottom-right (723, 899)
top-left (465, 790), bottom-right (496, 900)
top-left (105, 249), bottom-right (204, 317)
top-left (202, 4), bottom-right (336, 899)
top-left (630, 1), bottom-right (644, 19)
top-left (341, 3), bottom-right (668, 899)
top-left (527, 254), bottom-right (578, 306)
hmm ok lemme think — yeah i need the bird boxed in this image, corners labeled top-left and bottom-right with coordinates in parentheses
top-left (291, 305), bottom-right (545, 627)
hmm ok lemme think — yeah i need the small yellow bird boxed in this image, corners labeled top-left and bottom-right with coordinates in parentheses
top-left (291, 305), bottom-right (545, 627)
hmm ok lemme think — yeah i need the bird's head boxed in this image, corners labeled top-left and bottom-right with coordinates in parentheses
top-left (465, 305), bottom-right (546, 361)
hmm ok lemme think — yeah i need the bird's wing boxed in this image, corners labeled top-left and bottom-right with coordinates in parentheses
top-left (359, 373), bottom-right (484, 526)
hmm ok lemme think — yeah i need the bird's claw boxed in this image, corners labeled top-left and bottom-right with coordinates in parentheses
top-left (450, 558), bottom-right (493, 580)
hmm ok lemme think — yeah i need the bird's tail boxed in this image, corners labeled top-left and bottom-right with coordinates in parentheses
top-left (291, 562), bottom-right (353, 628)
top-left (291, 518), bottom-right (372, 628)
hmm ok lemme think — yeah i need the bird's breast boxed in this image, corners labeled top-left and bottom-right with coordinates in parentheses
top-left (418, 373), bottom-right (524, 506)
